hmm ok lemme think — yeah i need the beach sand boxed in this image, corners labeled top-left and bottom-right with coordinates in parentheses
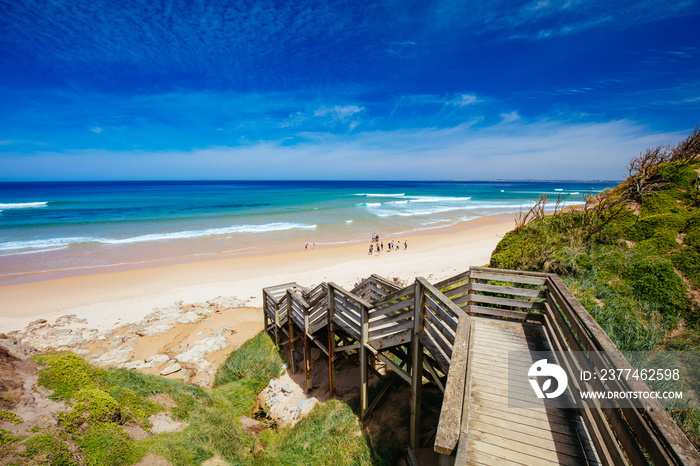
top-left (0, 214), bottom-right (514, 333)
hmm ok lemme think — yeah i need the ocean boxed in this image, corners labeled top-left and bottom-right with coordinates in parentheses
top-left (0, 180), bottom-right (618, 283)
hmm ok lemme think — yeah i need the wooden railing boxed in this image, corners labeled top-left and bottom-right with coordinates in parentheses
top-left (264, 267), bottom-right (700, 465)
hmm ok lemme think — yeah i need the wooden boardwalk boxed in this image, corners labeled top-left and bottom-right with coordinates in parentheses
top-left (460, 317), bottom-right (600, 465)
top-left (263, 267), bottom-right (700, 465)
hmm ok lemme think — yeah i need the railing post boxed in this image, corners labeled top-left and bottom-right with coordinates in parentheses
top-left (410, 278), bottom-right (426, 449)
top-left (303, 292), bottom-right (312, 392)
top-left (360, 301), bottom-right (369, 420)
top-left (327, 284), bottom-right (336, 397)
top-left (287, 290), bottom-right (295, 374)
top-left (274, 296), bottom-right (280, 347)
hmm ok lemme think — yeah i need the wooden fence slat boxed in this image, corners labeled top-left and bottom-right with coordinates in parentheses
top-left (373, 285), bottom-right (414, 308)
top-left (433, 270), bottom-right (471, 290)
top-left (470, 270), bottom-right (547, 286)
top-left (368, 310), bottom-right (412, 329)
top-left (424, 306), bottom-right (456, 345)
top-left (465, 304), bottom-right (531, 321)
top-left (370, 299), bottom-right (413, 319)
top-left (470, 282), bottom-right (547, 299)
top-left (465, 293), bottom-right (546, 310)
top-left (368, 318), bottom-right (415, 339)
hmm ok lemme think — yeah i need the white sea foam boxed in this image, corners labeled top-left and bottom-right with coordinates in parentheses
top-left (363, 202), bottom-right (382, 207)
top-left (555, 189), bottom-right (564, 191)
top-left (406, 196), bottom-right (471, 203)
top-left (101, 222), bottom-right (316, 245)
top-left (0, 237), bottom-right (95, 252)
top-left (0, 222), bottom-right (317, 255)
top-left (345, 220), bottom-right (353, 223)
top-left (354, 193), bottom-right (406, 198)
top-left (0, 201), bottom-right (48, 209)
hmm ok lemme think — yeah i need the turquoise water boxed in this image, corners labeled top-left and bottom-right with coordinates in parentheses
top-left (0, 180), bottom-right (618, 281)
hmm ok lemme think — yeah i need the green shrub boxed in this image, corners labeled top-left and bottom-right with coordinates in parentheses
top-left (23, 433), bottom-right (77, 466)
top-left (625, 213), bottom-right (686, 241)
top-left (672, 248), bottom-right (700, 290)
top-left (623, 256), bottom-right (690, 315)
top-left (255, 400), bottom-right (372, 466)
top-left (109, 386), bottom-right (162, 424)
top-left (636, 231), bottom-right (680, 256)
top-left (34, 352), bottom-right (102, 401)
top-left (79, 422), bottom-right (135, 465)
top-left (0, 409), bottom-right (22, 424)
top-left (62, 388), bottom-right (121, 429)
top-left (641, 191), bottom-right (679, 214)
top-left (490, 229), bottom-right (542, 270)
top-left (137, 431), bottom-right (213, 466)
top-left (215, 331), bottom-right (284, 389)
top-left (98, 368), bottom-right (208, 422)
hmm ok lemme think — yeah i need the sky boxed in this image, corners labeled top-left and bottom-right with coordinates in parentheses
top-left (0, 0), bottom-right (699, 181)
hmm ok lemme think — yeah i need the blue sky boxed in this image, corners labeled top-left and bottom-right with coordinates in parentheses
top-left (1, 0), bottom-right (699, 180)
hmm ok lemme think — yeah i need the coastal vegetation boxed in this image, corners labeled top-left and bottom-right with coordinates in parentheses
top-left (490, 127), bottom-right (700, 445)
top-left (1, 332), bottom-right (396, 465)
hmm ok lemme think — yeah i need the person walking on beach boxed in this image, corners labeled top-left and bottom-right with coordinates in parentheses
top-left (369, 243), bottom-right (373, 255)
top-left (404, 240), bottom-right (408, 249)
top-left (305, 243), bottom-right (308, 250)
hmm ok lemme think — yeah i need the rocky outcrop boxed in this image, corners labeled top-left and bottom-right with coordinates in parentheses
top-left (7, 296), bottom-right (250, 387)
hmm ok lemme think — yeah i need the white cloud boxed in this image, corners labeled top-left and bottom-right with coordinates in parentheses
top-left (314, 105), bottom-right (364, 120)
top-left (449, 94), bottom-right (477, 106)
top-left (2, 119), bottom-right (686, 181)
top-left (91, 127), bottom-right (104, 134)
top-left (501, 111), bottom-right (521, 122)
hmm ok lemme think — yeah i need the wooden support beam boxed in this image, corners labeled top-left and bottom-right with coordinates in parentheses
top-left (364, 372), bottom-right (399, 421)
top-left (410, 279), bottom-right (426, 449)
top-left (327, 284), bottom-right (336, 397)
top-left (360, 302), bottom-right (369, 420)
top-left (274, 299), bottom-right (280, 346)
top-left (376, 352), bottom-right (412, 384)
top-left (287, 290), bottom-right (295, 374)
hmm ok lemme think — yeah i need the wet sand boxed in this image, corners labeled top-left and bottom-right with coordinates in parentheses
top-left (0, 214), bottom-right (514, 333)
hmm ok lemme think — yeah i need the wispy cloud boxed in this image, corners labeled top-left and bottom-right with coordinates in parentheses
top-left (430, 0), bottom-right (700, 42)
top-left (1, 118), bottom-right (686, 181)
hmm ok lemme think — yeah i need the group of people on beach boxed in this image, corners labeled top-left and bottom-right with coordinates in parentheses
top-left (369, 233), bottom-right (407, 255)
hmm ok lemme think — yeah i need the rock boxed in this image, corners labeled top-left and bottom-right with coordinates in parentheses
top-left (173, 334), bottom-right (229, 371)
top-left (208, 296), bottom-right (245, 309)
top-left (92, 346), bottom-right (134, 366)
top-left (297, 397), bottom-right (319, 417)
top-left (146, 354), bottom-right (170, 365)
top-left (160, 363), bottom-right (182, 375)
top-left (140, 323), bottom-right (175, 337)
top-left (239, 416), bottom-right (263, 435)
top-left (132, 454), bottom-right (171, 466)
top-left (281, 384), bottom-right (292, 393)
top-left (176, 311), bottom-right (199, 324)
top-left (193, 307), bottom-right (213, 316)
top-left (201, 455), bottom-right (229, 466)
top-left (148, 412), bottom-right (186, 434)
top-left (124, 424), bottom-right (151, 440)
top-left (215, 327), bottom-right (236, 336)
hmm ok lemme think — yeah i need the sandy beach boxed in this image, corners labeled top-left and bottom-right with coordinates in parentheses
top-left (0, 214), bottom-right (514, 334)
